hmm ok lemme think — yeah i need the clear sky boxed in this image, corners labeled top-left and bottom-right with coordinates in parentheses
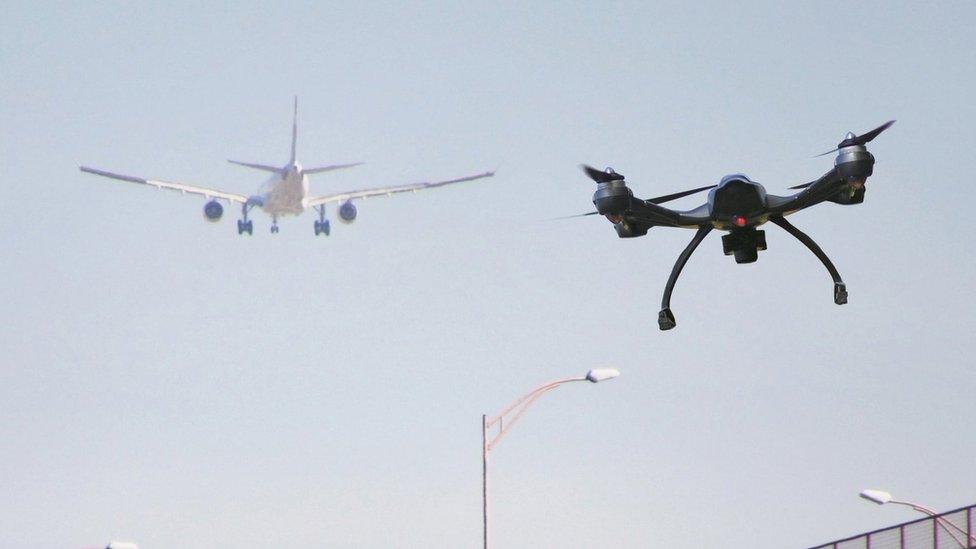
top-left (2, 1), bottom-right (974, 547)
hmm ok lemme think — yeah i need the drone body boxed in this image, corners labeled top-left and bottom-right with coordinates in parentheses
top-left (581, 121), bottom-right (894, 331)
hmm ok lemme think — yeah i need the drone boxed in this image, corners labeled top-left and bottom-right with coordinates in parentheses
top-left (576, 120), bottom-right (895, 330)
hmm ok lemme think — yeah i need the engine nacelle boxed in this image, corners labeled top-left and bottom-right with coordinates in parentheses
top-left (592, 180), bottom-right (633, 216)
top-left (339, 200), bottom-right (357, 223)
top-left (203, 200), bottom-right (223, 222)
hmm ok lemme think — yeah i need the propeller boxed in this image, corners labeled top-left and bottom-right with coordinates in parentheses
top-left (581, 164), bottom-right (625, 183)
top-left (562, 165), bottom-right (716, 219)
top-left (553, 211), bottom-right (601, 220)
top-left (647, 184), bottom-right (716, 204)
top-left (816, 120), bottom-right (896, 157)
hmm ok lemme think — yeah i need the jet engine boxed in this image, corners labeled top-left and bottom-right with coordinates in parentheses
top-left (339, 200), bottom-right (357, 223)
top-left (203, 200), bottom-right (223, 222)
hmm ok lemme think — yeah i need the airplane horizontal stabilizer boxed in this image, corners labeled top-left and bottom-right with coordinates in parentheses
top-left (228, 160), bottom-right (285, 174)
top-left (302, 162), bottom-right (364, 175)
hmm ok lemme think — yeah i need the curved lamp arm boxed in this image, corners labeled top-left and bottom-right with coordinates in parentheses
top-left (485, 368), bottom-right (620, 450)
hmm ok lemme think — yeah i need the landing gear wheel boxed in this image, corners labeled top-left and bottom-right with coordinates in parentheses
top-left (834, 283), bottom-right (848, 305)
top-left (271, 225), bottom-right (279, 234)
top-left (658, 308), bottom-right (676, 331)
top-left (314, 220), bottom-right (331, 236)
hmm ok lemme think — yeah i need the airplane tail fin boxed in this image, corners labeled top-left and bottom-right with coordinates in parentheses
top-left (227, 160), bottom-right (285, 174)
top-left (290, 96), bottom-right (298, 165)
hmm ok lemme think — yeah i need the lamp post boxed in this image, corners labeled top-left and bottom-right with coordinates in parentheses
top-left (859, 489), bottom-right (975, 548)
top-left (481, 368), bottom-right (620, 549)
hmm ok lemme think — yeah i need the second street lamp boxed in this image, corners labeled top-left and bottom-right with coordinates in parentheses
top-left (482, 368), bottom-right (620, 549)
top-left (859, 489), bottom-right (976, 548)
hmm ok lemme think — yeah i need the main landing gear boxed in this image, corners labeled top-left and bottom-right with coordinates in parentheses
top-left (271, 215), bottom-right (280, 234)
top-left (237, 203), bottom-right (254, 235)
top-left (313, 205), bottom-right (331, 236)
top-left (769, 216), bottom-right (848, 305)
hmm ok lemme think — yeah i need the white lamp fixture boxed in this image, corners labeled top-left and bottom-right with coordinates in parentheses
top-left (860, 489), bottom-right (893, 505)
top-left (586, 368), bottom-right (621, 383)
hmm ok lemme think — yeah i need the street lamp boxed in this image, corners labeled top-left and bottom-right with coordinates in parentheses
top-left (482, 368), bottom-right (620, 549)
top-left (859, 489), bottom-right (975, 547)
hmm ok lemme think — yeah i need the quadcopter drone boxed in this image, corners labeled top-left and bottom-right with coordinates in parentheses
top-left (576, 120), bottom-right (895, 330)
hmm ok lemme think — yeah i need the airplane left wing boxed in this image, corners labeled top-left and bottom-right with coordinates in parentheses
top-left (80, 166), bottom-right (249, 203)
top-left (305, 171), bottom-right (494, 207)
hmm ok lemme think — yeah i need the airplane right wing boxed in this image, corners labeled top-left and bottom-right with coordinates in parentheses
top-left (80, 166), bottom-right (249, 203)
top-left (305, 170), bottom-right (494, 207)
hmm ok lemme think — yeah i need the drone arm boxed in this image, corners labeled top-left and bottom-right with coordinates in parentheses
top-left (626, 198), bottom-right (710, 228)
top-left (658, 225), bottom-right (713, 330)
top-left (769, 168), bottom-right (845, 214)
top-left (768, 215), bottom-right (848, 305)
top-left (625, 198), bottom-right (682, 226)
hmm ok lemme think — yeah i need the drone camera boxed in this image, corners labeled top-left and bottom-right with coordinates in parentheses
top-left (722, 228), bottom-right (767, 264)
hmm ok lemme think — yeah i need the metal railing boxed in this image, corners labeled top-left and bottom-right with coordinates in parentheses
top-left (810, 504), bottom-right (976, 549)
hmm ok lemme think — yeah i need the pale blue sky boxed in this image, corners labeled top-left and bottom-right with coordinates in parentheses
top-left (1, 2), bottom-right (974, 548)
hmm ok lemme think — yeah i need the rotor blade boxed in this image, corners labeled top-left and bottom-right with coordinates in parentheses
top-left (816, 120), bottom-right (896, 156)
top-left (552, 211), bottom-right (600, 220)
top-left (789, 181), bottom-right (814, 190)
top-left (647, 184), bottom-right (716, 204)
top-left (580, 164), bottom-right (624, 183)
top-left (855, 119), bottom-right (896, 144)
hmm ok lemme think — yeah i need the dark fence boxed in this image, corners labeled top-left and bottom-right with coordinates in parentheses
top-left (811, 504), bottom-right (976, 549)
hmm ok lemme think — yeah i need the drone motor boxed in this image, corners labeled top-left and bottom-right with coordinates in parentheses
top-left (585, 167), bottom-right (633, 217)
top-left (835, 142), bottom-right (875, 185)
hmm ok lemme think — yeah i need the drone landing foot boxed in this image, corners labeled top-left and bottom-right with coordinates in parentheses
top-left (658, 308), bottom-right (676, 331)
top-left (834, 282), bottom-right (848, 305)
top-left (769, 216), bottom-right (847, 305)
top-left (659, 225), bottom-right (712, 330)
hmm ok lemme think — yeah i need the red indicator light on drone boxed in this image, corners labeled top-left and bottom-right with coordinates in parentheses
top-left (733, 215), bottom-right (747, 227)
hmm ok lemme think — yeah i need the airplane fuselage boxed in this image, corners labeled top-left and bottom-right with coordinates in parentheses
top-left (253, 164), bottom-right (310, 217)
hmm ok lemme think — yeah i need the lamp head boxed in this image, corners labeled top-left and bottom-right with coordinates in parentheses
top-left (585, 368), bottom-right (620, 383)
top-left (860, 489), bottom-right (893, 505)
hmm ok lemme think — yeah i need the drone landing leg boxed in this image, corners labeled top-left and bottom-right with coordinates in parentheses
top-left (769, 215), bottom-right (847, 305)
top-left (659, 225), bottom-right (713, 330)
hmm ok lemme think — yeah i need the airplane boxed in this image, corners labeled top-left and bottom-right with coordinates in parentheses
top-left (573, 120), bottom-right (895, 330)
top-left (80, 98), bottom-right (495, 235)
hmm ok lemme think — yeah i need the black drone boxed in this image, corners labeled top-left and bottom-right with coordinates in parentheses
top-left (577, 120), bottom-right (895, 330)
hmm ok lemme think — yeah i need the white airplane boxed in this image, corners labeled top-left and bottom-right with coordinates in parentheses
top-left (80, 98), bottom-right (495, 235)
